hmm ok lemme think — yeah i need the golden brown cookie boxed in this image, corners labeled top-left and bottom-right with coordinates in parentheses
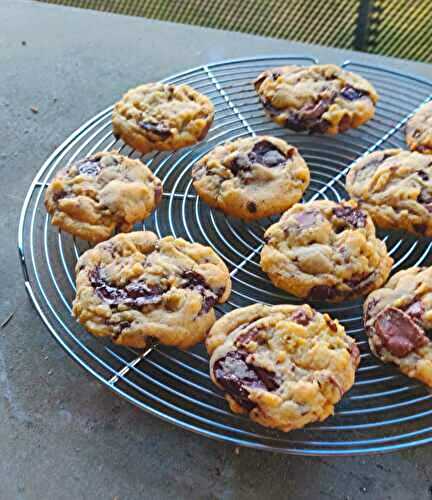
top-left (364, 266), bottom-right (432, 387)
top-left (260, 200), bottom-right (393, 302)
top-left (346, 149), bottom-right (432, 237)
top-left (191, 135), bottom-right (310, 220)
top-left (112, 83), bottom-right (214, 154)
top-left (73, 231), bottom-right (231, 349)
top-left (45, 151), bottom-right (162, 243)
top-left (406, 101), bottom-right (432, 153)
top-left (254, 64), bottom-right (378, 134)
top-left (206, 304), bottom-right (360, 432)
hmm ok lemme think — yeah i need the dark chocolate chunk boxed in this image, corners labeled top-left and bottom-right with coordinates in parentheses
top-left (404, 300), bottom-right (425, 321)
top-left (416, 145), bottom-right (432, 154)
top-left (374, 307), bottom-right (428, 357)
top-left (247, 201), bottom-right (257, 213)
top-left (341, 86), bottom-right (366, 101)
top-left (414, 223), bottom-right (427, 234)
top-left (230, 154), bottom-right (251, 175)
top-left (248, 140), bottom-right (288, 168)
top-left (418, 170), bottom-right (429, 182)
top-left (213, 350), bottom-right (279, 410)
top-left (181, 270), bottom-right (219, 314)
top-left (333, 205), bottom-right (367, 228)
top-left (290, 308), bottom-right (311, 326)
top-left (236, 327), bottom-right (265, 347)
top-left (89, 267), bottom-right (164, 308)
top-left (349, 343), bottom-right (361, 366)
top-left (308, 285), bottom-right (339, 301)
top-left (76, 158), bottom-right (102, 176)
top-left (154, 184), bottom-right (163, 205)
top-left (139, 121), bottom-right (171, 140)
top-left (295, 210), bottom-right (320, 228)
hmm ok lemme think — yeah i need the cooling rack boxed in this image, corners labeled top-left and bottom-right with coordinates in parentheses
top-left (18, 56), bottom-right (432, 455)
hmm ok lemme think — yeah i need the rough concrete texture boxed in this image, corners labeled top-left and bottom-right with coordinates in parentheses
top-left (1, 1), bottom-right (432, 499)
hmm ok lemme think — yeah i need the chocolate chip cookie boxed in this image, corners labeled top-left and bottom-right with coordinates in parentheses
top-left (191, 136), bottom-right (310, 220)
top-left (346, 149), bottom-right (432, 237)
top-left (260, 200), bottom-right (393, 302)
top-left (254, 64), bottom-right (378, 134)
top-left (406, 101), bottom-right (432, 154)
top-left (45, 151), bottom-right (163, 243)
top-left (206, 304), bottom-right (360, 432)
top-left (112, 83), bottom-right (214, 154)
top-left (364, 266), bottom-right (432, 387)
top-left (73, 231), bottom-right (231, 349)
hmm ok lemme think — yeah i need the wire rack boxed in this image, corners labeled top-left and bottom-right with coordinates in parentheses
top-left (18, 56), bottom-right (432, 455)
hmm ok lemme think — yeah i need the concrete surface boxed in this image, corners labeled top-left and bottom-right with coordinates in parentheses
top-left (1, 1), bottom-right (432, 499)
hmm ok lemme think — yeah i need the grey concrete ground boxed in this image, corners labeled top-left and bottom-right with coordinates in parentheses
top-left (1, 1), bottom-right (432, 499)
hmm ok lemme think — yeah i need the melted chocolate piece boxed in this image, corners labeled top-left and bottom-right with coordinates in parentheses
top-left (349, 343), bottom-right (361, 366)
top-left (236, 327), bottom-right (265, 347)
top-left (248, 140), bottom-right (288, 167)
top-left (154, 185), bottom-right (163, 205)
top-left (247, 201), bottom-right (257, 213)
top-left (416, 145), bottom-right (432, 154)
top-left (89, 267), bottom-right (164, 307)
top-left (340, 86), bottom-right (366, 101)
top-left (290, 309), bottom-right (311, 326)
top-left (404, 300), bottom-right (425, 321)
top-left (346, 272), bottom-right (374, 291)
top-left (418, 188), bottom-right (432, 209)
top-left (181, 270), bottom-right (219, 314)
top-left (333, 205), bottom-right (367, 228)
top-left (374, 307), bottom-right (428, 357)
top-left (338, 114), bottom-right (352, 133)
top-left (76, 158), bottom-right (102, 176)
top-left (52, 189), bottom-right (67, 202)
top-left (213, 350), bottom-right (279, 410)
top-left (308, 285), bottom-right (339, 301)
top-left (229, 154), bottom-right (251, 176)
top-left (139, 121), bottom-right (172, 140)
top-left (418, 170), bottom-right (429, 182)
top-left (295, 210), bottom-right (320, 228)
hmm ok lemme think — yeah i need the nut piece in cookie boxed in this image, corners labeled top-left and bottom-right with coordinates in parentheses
top-left (364, 266), bottom-right (432, 387)
top-left (346, 149), bottom-right (432, 237)
top-left (45, 151), bottom-right (163, 243)
top-left (406, 101), bottom-right (432, 154)
top-left (192, 135), bottom-right (310, 220)
top-left (73, 231), bottom-right (231, 349)
top-left (254, 64), bottom-right (378, 135)
top-left (112, 83), bottom-right (214, 154)
top-left (206, 304), bottom-right (360, 432)
top-left (260, 199), bottom-right (393, 302)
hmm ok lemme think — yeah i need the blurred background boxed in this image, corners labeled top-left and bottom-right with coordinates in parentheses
top-left (37, 0), bottom-right (431, 62)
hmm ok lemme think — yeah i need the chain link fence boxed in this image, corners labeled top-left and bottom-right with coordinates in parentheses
top-left (37, 0), bottom-right (432, 62)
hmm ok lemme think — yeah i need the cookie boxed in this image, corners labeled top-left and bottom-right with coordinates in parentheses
top-left (206, 304), bottom-right (359, 432)
top-left (346, 149), bottom-right (432, 237)
top-left (112, 83), bottom-right (214, 154)
top-left (45, 151), bottom-right (163, 243)
top-left (260, 200), bottom-right (393, 302)
top-left (254, 64), bottom-right (378, 134)
top-left (406, 101), bottom-right (432, 153)
top-left (191, 136), bottom-right (310, 220)
top-left (72, 231), bottom-right (231, 349)
top-left (364, 266), bottom-right (432, 387)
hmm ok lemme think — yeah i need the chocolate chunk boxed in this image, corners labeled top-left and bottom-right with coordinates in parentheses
top-left (416, 145), bottom-right (432, 154)
top-left (349, 343), bottom-right (361, 366)
top-left (76, 158), bottom-right (102, 176)
top-left (247, 201), bottom-right (257, 213)
top-left (374, 307), bottom-right (428, 357)
top-left (404, 300), bottom-right (425, 321)
top-left (213, 350), bottom-right (279, 410)
top-left (326, 318), bottom-right (338, 332)
top-left (418, 188), bottom-right (432, 206)
top-left (346, 272), bottom-right (374, 291)
top-left (308, 285), bottom-right (339, 301)
top-left (341, 86), bottom-right (366, 101)
top-left (181, 270), bottom-right (218, 314)
top-left (414, 223), bottom-right (427, 234)
top-left (89, 267), bottom-right (164, 308)
top-left (272, 71), bottom-right (281, 81)
top-left (248, 140), bottom-right (288, 167)
top-left (333, 205), bottom-right (367, 228)
top-left (290, 308), bottom-right (311, 326)
top-left (230, 154), bottom-right (251, 175)
top-left (418, 170), bottom-right (429, 182)
top-left (236, 327), bottom-right (265, 347)
top-left (139, 121), bottom-right (171, 140)
top-left (338, 114), bottom-right (352, 133)
top-left (295, 210), bottom-right (320, 228)
top-left (52, 189), bottom-right (67, 202)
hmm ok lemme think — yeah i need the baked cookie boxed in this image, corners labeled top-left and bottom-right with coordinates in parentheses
top-left (346, 149), bottom-right (432, 237)
top-left (254, 64), bottom-right (378, 134)
top-left (45, 151), bottom-right (163, 243)
top-left (364, 266), bottom-right (432, 387)
top-left (206, 304), bottom-right (360, 432)
top-left (73, 231), bottom-right (231, 349)
top-left (191, 136), bottom-right (310, 220)
top-left (406, 101), bottom-right (432, 153)
top-left (112, 83), bottom-right (214, 154)
top-left (260, 200), bottom-right (393, 302)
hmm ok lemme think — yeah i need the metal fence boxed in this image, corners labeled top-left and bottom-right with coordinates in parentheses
top-left (37, 0), bottom-right (432, 62)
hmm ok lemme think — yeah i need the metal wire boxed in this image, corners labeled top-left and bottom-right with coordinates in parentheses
top-left (18, 55), bottom-right (432, 455)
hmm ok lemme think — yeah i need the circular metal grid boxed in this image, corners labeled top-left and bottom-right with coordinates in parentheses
top-left (19, 56), bottom-right (432, 455)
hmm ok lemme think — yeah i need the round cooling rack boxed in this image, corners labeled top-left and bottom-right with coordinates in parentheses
top-left (19, 56), bottom-right (432, 455)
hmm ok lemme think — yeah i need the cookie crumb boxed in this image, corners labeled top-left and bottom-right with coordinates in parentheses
top-left (30, 106), bottom-right (39, 114)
